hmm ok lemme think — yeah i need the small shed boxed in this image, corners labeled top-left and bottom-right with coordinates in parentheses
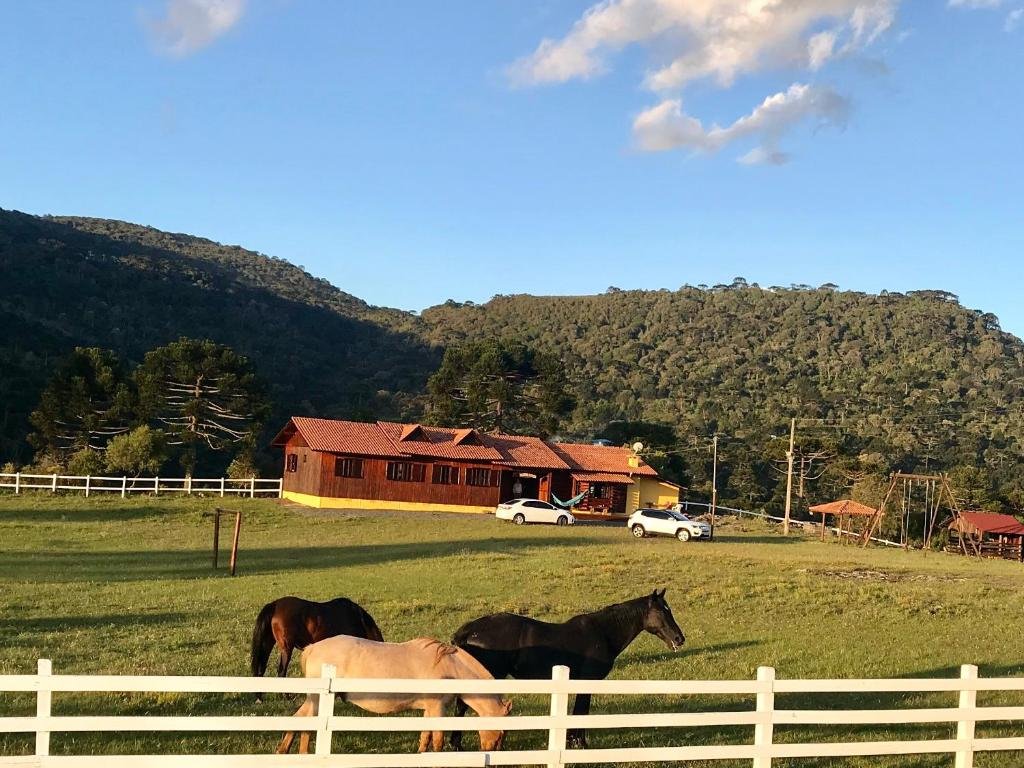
top-left (809, 499), bottom-right (877, 542)
top-left (948, 512), bottom-right (1024, 561)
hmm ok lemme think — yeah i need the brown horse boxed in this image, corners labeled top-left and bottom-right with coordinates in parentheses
top-left (276, 635), bottom-right (511, 755)
top-left (251, 596), bottom-right (384, 684)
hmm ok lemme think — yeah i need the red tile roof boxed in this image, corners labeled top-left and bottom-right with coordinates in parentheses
top-left (273, 417), bottom-right (400, 457)
top-left (958, 512), bottom-right (1024, 536)
top-left (552, 442), bottom-right (659, 477)
top-left (274, 417), bottom-right (660, 477)
top-left (571, 471), bottom-right (635, 485)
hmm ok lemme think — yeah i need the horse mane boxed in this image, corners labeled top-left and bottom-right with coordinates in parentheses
top-left (410, 638), bottom-right (460, 667)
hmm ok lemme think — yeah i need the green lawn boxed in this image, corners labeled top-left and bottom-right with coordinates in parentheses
top-left (2, 494), bottom-right (1024, 766)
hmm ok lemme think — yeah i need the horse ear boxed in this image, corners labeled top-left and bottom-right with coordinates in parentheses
top-left (658, 588), bottom-right (667, 598)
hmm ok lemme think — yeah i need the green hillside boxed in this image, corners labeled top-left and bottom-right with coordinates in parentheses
top-left (3, 210), bottom-right (1023, 512)
top-left (0, 209), bottom-right (435, 463)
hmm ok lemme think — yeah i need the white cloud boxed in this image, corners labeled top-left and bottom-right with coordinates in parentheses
top-left (633, 83), bottom-right (849, 164)
top-left (511, 1), bottom-right (897, 91)
top-left (147, 0), bottom-right (246, 57)
top-left (808, 31), bottom-right (838, 70)
top-left (1006, 8), bottom-right (1024, 29)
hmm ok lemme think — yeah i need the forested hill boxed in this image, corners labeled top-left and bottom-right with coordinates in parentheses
top-left (0, 209), bottom-right (435, 461)
top-left (3, 208), bottom-right (1024, 509)
top-left (421, 287), bottom-right (1024, 506)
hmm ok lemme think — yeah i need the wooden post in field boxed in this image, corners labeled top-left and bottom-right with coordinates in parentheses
top-left (753, 666), bottom-right (775, 768)
top-left (229, 510), bottom-right (242, 576)
top-left (121, 476), bottom-right (127, 498)
top-left (315, 663), bottom-right (337, 755)
top-left (36, 658), bottom-right (52, 757)
top-left (212, 508), bottom-right (221, 570)
top-left (186, 476), bottom-right (192, 496)
top-left (250, 476), bottom-right (255, 498)
top-left (154, 475), bottom-right (159, 496)
top-left (955, 664), bottom-right (978, 768)
top-left (51, 474), bottom-right (57, 493)
top-left (547, 665), bottom-right (570, 768)
top-left (85, 475), bottom-right (91, 498)
top-left (220, 477), bottom-right (225, 497)
top-left (14, 472), bottom-right (20, 494)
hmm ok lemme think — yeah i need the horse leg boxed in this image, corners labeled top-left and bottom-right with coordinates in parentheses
top-left (276, 695), bottom-right (315, 754)
top-left (448, 696), bottom-right (470, 750)
top-left (567, 693), bottom-right (591, 749)
top-left (421, 700), bottom-right (445, 752)
top-left (277, 643), bottom-right (292, 677)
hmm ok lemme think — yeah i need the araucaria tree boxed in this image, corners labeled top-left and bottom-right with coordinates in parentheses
top-left (135, 339), bottom-right (268, 474)
top-left (427, 339), bottom-right (573, 435)
top-left (28, 347), bottom-right (133, 461)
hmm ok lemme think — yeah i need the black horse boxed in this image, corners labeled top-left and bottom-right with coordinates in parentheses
top-left (450, 589), bottom-right (684, 749)
top-left (250, 596), bottom-right (384, 682)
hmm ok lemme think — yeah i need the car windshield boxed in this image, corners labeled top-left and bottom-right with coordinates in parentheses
top-left (667, 511), bottom-right (691, 521)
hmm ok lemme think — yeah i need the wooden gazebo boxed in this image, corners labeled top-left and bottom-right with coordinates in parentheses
top-left (809, 499), bottom-right (877, 542)
top-left (949, 512), bottom-right (1024, 561)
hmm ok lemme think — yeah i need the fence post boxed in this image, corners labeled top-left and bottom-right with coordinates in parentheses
top-left (186, 476), bottom-right (192, 496)
top-left (51, 474), bottom-right (58, 493)
top-left (36, 658), bottom-right (52, 756)
top-left (154, 475), bottom-right (159, 496)
top-left (955, 664), bottom-right (978, 768)
top-left (121, 476), bottom-right (127, 498)
top-left (547, 665), bottom-right (570, 768)
top-left (85, 475), bottom-right (91, 498)
top-left (220, 477), bottom-right (225, 498)
top-left (250, 477), bottom-right (255, 499)
top-left (278, 478), bottom-right (283, 499)
top-left (316, 663), bottom-right (337, 755)
top-left (14, 472), bottom-right (20, 494)
top-left (753, 666), bottom-right (775, 768)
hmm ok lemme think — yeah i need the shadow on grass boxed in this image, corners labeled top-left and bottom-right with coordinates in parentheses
top-left (0, 612), bottom-right (187, 637)
top-left (628, 639), bottom-right (761, 665)
top-left (0, 536), bottom-right (592, 583)
top-left (708, 535), bottom-right (802, 545)
top-left (0, 503), bottom-right (175, 524)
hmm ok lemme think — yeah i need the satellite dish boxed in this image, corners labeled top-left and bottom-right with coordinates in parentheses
top-left (632, 442), bottom-right (644, 453)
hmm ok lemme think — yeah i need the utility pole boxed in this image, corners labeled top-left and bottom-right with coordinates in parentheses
top-left (783, 418), bottom-right (795, 536)
top-left (710, 435), bottom-right (718, 540)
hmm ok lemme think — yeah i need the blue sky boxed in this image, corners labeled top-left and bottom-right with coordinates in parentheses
top-left (1, 1), bottom-right (1022, 332)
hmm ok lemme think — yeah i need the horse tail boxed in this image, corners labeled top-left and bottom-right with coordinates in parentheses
top-left (250, 600), bottom-right (277, 677)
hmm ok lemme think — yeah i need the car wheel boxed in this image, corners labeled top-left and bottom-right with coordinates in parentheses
top-left (676, 528), bottom-right (691, 542)
top-left (556, 515), bottom-right (568, 526)
top-left (513, 513), bottom-right (526, 525)
top-left (632, 525), bottom-right (646, 538)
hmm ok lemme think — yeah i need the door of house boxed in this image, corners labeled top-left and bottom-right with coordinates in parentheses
top-left (538, 473), bottom-right (551, 502)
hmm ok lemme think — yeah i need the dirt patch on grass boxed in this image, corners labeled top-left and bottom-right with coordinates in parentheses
top-left (801, 567), bottom-right (968, 583)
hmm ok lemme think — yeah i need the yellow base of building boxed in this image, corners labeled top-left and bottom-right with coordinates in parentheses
top-left (282, 491), bottom-right (493, 514)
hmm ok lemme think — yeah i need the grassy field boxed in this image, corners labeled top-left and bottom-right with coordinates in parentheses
top-left (2, 494), bottom-right (1024, 766)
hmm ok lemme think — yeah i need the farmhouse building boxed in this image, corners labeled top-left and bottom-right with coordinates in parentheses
top-left (272, 417), bottom-right (680, 515)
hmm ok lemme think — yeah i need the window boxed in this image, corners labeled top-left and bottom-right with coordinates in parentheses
top-left (466, 468), bottom-right (500, 487)
top-left (525, 500), bottom-right (554, 510)
top-left (591, 483), bottom-right (606, 498)
top-left (334, 457), bottom-right (364, 479)
top-left (286, 454), bottom-right (298, 473)
top-left (386, 461), bottom-right (426, 482)
top-left (432, 465), bottom-right (460, 485)
top-left (643, 510), bottom-right (669, 520)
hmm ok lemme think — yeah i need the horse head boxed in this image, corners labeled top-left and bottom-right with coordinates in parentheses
top-left (643, 588), bottom-right (685, 651)
top-left (477, 698), bottom-right (511, 751)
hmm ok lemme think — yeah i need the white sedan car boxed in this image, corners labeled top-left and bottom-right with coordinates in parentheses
top-left (496, 499), bottom-right (575, 526)
top-left (627, 508), bottom-right (711, 541)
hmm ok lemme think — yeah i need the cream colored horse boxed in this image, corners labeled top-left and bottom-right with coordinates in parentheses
top-left (276, 635), bottom-right (511, 754)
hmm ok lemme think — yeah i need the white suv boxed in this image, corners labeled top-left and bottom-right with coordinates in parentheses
top-left (628, 508), bottom-right (711, 542)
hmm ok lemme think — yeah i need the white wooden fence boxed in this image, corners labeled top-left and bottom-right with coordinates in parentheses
top-left (3, 660), bottom-right (1024, 766)
top-left (0, 473), bottom-right (282, 499)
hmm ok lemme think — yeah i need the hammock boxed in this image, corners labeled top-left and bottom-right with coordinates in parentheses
top-left (552, 490), bottom-right (590, 509)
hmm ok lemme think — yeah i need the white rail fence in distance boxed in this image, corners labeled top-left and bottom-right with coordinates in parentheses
top-left (2, 660), bottom-right (1024, 766)
top-left (0, 473), bottom-right (283, 498)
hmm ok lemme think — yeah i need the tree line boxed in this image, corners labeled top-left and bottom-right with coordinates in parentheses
top-left (20, 339), bottom-right (268, 478)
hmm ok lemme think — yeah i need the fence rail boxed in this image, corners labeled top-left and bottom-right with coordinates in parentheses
top-left (0, 473), bottom-right (282, 499)
top-left (2, 660), bottom-right (1023, 766)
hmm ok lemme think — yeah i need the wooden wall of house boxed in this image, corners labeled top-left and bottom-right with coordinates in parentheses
top-left (318, 454), bottom-right (504, 507)
top-left (282, 433), bottom-right (322, 496)
top-left (572, 480), bottom-right (628, 514)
